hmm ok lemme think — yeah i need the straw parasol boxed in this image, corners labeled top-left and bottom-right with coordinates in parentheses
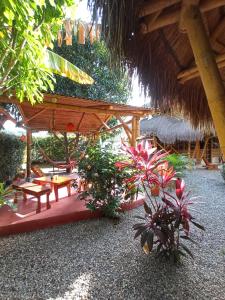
top-left (140, 115), bottom-right (207, 144)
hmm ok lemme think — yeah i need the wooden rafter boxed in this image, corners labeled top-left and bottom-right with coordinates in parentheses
top-left (116, 116), bottom-right (132, 144)
top-left (77, 112), bottom-right (85, 131)
top-left (0, 97), bottom-right (148, 117)
top-left (177, 53), bottom-right (225, 83)
top-left (94, 113), bottom-right (110, 129)
top-left (26, 108), bottom-right (46, 123)
top-left (100, 119), bottom-right (132, 134)
top-left (141, 0), bottom-right (225, 34)
top-left (139, 0), bottom-right (180, 18)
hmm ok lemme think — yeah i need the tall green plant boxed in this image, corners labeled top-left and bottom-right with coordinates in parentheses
top-left (78, 143), bottom-right (129, 217)
top-left (0, 0), bottom-right (93, 104)
top-left (165, 154), bottom-right (192, 177)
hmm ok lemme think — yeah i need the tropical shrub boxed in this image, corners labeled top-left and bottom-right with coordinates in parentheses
top-left (78, 143), bottom-right (130, 218)
top-left (165, 153), bottom-right (192, 177)
top-left (115, 142), bottom-right (204, 262)
top-left (0, 182), bottom-right (14, 208)
top-left (0, 132), bottom-right (26, 182)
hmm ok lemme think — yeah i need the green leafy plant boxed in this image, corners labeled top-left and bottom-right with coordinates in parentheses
top-left (0, 182), bottom-right (14, 208)
top-left (0, 0), bottom-right (93, 104)
top-left (165, 153), bottom-right (192, 177)
top-left (78, 143), bottom-right (130, 218)
top-left (0, 132), bottom-right (26, 182)
top-left (116, 142), bottom-right (204, 262)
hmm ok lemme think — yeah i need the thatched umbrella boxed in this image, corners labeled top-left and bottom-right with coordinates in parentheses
top-left (88, 0), bottom-right (225, 157)
top-left (140, 115), bottom-right (206, 144)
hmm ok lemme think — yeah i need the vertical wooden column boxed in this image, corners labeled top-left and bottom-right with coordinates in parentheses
top-left (131, 117), bottom-right (137, 147)
top-left (188, 142), bottom-right (191, 158)
top-left (182, 3), bottom-right (225, 159)
top-left (26, 129), bottom-right (32, 181)
top-left (136, 117), bottom-right (140, 140)
top-left (195, 140), bottom-right (201, 163)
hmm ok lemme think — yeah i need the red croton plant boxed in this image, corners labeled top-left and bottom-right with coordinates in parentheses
top-left (115, 142), bottom-right (204, 262)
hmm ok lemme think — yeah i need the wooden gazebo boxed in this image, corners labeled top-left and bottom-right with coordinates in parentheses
top-left (0, 93), bottom-right (153, 178)
top-left (89, 0), bottom-right (225, 158)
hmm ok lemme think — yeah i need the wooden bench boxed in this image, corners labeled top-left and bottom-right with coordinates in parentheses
top-left (13, 183), bottom-right (51, 213)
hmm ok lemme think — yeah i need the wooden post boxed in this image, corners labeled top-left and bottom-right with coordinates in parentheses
top-left (131, 117), bottom-right (137, 147)
top-left (188, 142), bottom-right (191, 158)
top-left (195, 140), bottom-right (201, 163)
top-left (136, 116), bottom-right (140, 140)
top-left (201, 136), bottom-right (210, 160)
top-left (182, 3), bottom-right (225, 159)
top-left (26, 129), bottom-right (32, 181)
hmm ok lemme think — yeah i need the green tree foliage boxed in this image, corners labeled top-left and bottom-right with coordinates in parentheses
top-left (0, 132), bottom-right (26, 181)
top-left (0, 0), bottom-right (84, 104)
top-left (53, 38), bottom-right (131, 103)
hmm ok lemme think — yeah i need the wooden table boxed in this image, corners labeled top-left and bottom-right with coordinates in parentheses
top-left (13, 183), bottom-right (51, 213)
top-left (33, 176), bottom-right (73, 202)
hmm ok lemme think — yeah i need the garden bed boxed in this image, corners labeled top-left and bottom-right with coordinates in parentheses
top-left (0, 170), bottom-right (225, 299)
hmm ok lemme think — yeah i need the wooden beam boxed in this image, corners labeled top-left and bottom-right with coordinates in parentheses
top-left (141, 0), bottom-right (225, 34)
top-left (116, 116), bottom-right (132, 134)
top-left (0, 97), bottom-right (149, 117)
top-left (139, 0), bottom-right (180, 18)
top-left (100, 120), bottom-right (132, 133)
top-left (26, 108), bottom-right (46, 123)
top-left (183, 4), bottom-right (225, 159)
top-left (77, 112), bottom-right (85, 131)
top-left (26, 129), bottom-right (32, 181)
top-left (178, 54), bottom-right (225, 83)
top-left (116, 116), bottom-right (132, 144)
top-left (94, 113), bottom-right (110, 129)
top-left (211, 18), bottom-right (225, 42)
top-left (141, 10), bottom-right (162, 33)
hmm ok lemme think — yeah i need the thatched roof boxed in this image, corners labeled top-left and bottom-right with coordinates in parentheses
top-left (88, 0), bottom-right (225, 129)
top-left (140, 115), bottom-right (211, 144)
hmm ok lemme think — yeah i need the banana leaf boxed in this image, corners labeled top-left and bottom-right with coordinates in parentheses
top-left (45, 49), bottom-right (94, 85)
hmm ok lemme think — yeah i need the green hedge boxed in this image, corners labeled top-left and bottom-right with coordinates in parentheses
top-left (0, 132), bottom-right (26, 181)
top-left (32, 136), bottom-right (67, 163)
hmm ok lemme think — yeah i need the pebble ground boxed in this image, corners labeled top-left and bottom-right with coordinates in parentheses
top-left (0, 170), bottom-right (225, 300)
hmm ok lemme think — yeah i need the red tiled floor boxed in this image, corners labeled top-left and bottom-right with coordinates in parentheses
top-left (0, 186), bottom-right (144, 236)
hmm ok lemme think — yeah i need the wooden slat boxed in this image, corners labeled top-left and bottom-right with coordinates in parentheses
top-left (94, 113), bottom-right (110, 129)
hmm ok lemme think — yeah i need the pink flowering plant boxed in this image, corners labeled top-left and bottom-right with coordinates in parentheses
top-left (115, 142), bottom-right (204, 262)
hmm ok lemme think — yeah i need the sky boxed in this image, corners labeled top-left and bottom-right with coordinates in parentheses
top-left (3, 0), bottom-right (148, 134)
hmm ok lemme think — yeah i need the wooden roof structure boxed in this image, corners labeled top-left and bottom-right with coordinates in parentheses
top-left (0, 93), bottom-right (152, 134)
top-left (88, 0), bottom-right (225, 157)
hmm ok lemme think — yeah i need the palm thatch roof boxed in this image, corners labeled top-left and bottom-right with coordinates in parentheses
top-left (88, 0), bottom-right (225, 129)
top-left (140, 115), bottom-right (213, 144)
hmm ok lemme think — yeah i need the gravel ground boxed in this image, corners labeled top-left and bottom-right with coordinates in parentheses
top-left (0, 170), bottom-right (225, 300)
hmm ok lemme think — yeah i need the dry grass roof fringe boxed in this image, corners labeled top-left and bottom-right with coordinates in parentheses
top-left (140, 115), bottom-right (215, 144)
top-left (88, 0), bottom-right (225, 130)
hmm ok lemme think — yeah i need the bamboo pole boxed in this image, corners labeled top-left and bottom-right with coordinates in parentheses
top-left (188, 142), bottom-right (191, 158)
top-left (131, 117), bottom-right (137, 147)
top-left (201, 136), bottom-right (210, 160)
top-left (182, 3), bottom-right (225, 159)
top-left (26, 129), bottom-right (32, 181)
